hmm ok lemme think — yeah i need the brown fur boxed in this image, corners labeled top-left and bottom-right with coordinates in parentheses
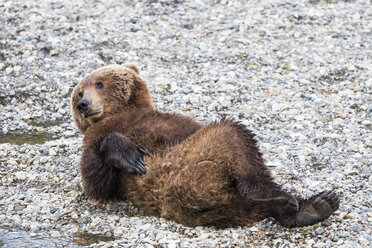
top-left (71, 64), bottom-right (340, 228)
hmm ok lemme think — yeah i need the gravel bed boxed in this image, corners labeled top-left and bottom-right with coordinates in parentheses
top-left (0, 0), bottom-right (371, 247)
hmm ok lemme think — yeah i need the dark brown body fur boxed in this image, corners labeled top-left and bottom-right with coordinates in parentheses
top-left (72, 65), bottom-right (339, 228)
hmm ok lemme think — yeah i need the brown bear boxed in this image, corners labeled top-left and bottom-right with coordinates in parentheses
top-left (71, 64), bottom-right (339, 228)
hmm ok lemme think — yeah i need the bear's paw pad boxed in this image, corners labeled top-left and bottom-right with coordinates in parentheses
top-left (296, 190), bottom-right (339, 227)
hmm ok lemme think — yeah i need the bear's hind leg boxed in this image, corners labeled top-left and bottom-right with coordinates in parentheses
top-left (228, 120), bottom-right (339, 227)
top-left (238, 175), bottom-right (299, 220)
top-left (249, 190), bottom-right (299, 213)
top-left (238, 177), bottom-right (339, 227)
top-left (252, 190), bottom-right (340, 227)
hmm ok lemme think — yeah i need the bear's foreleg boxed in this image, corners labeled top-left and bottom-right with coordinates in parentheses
top-left (80, 147), bottom-right (120, 201)
top-left (80, 132), bottom-right (148, 201)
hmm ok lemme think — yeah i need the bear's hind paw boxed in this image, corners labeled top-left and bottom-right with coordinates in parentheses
top-left (296, 190), bottom-right (340, 227)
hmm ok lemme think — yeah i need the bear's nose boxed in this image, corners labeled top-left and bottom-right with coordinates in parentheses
top-left (77, 99), bottom-right (90, 114)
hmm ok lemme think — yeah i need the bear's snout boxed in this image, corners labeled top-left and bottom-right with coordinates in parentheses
top-left (77, 99), bottom-right (90, 115)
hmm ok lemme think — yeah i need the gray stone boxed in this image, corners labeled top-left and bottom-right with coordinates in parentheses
top-left (315, 227), bottom-right (325, 235)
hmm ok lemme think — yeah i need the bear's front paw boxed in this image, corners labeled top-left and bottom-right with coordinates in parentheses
top-left (99, 132), bottom-right (149, 175)
top-left (118, 145), bottom-right (148, 175)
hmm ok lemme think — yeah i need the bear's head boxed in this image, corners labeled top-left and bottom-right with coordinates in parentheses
top-left (71, 64), bottom-right (155, 133)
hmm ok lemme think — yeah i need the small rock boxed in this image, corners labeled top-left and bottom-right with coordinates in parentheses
top-left (13, 66), bottom-right (21, 75)
top-left (15, 172), bottom-right (27, 180)
top-left (362, 120), bottom-right (371, 126)
top-left (49, 148), bottom-right (57, 156)
top-left (39, 157), bottom-right (49, 164)
top-left (13, 205), bottom-right (27, 212)
top-left (50, 208), bottom-right (59, 214)
top-left (141, 223), bottom-right (152, 231)
top-left (36, 127), bottom-right (44, 132)
top-left (5, 67), bottom-right (13, 74)
top-left (30, 223), bottom-right (39, 231)
top-left (114, 228), bottom-right (123, 237)
top-left (50, 231), bottom-right (61, 238)
top-left (199, 233), bottom-right (210, 239)
top-left (345, 213), bottom-right (355, 219)
top-left (362, 165), bottom-right (371, 175)
top-left (344, 169), bottom-right (358, 176)
top-left (167, 241), bottom-right (176, 248)
top-left (315, 227), bottom-right (325, 235)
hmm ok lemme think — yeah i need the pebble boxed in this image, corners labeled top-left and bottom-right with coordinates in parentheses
top-left (49, 148), bottom-right (57, 156)
top-left (39, 157), bottom-right (49, 164)
top-left (0, 0), bottom-right (370, 247)
top-left (362, 120), bottom-right (371, 126)
top-left (199, 233), bottom-right (210, 239)
top-left (361, 165), bottom-right (371, 175)
top-left (141, 223), bottom-right (152, 231)
top-left (5, 67), bottom-right (13, 74)
top-left (50, 231), bottom-right (60, 238)
top-left (315, 227), bottom-right (325, 235)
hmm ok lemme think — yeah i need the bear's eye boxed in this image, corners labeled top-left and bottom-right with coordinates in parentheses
top-left (78, 92), bottom-right (83, 97)
top-left (95, 82), bottom-right (104, 89)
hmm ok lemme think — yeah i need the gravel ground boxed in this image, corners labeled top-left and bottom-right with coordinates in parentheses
top-left (0, 0), bottom-right (371, 247)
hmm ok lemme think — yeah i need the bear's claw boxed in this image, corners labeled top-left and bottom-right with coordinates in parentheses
top-left (138, 146), bottom-right (149, 156)
top-left (119, 151), bottom-right (147, 175)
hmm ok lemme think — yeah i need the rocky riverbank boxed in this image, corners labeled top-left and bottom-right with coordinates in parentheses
top-left (0, 0), bottom-right (371, 247)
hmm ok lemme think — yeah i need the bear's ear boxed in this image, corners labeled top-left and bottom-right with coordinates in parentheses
top-left (124, 64), bottom-right (140, 74)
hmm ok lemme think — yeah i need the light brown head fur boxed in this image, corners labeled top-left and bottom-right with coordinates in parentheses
top-left (71, 64), bottom-right (155, 133)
